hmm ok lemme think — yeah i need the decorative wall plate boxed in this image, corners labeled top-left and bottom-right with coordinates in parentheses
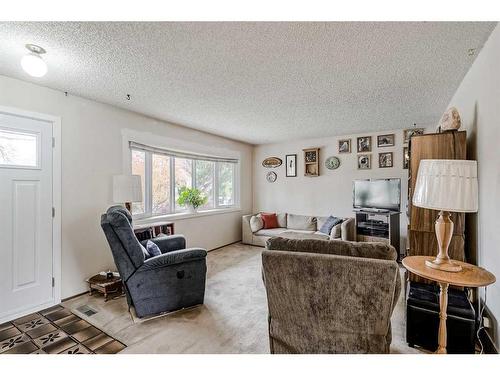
top-left (325, 156), bottom-right (341, 170)
top-left (266, 171), bottom-right (277, 183)
top-left (262, 157), bottom-right (282, 168)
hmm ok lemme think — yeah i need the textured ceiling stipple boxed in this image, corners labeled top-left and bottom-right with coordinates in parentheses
top-left (0, 22), bottom-right (496, 144)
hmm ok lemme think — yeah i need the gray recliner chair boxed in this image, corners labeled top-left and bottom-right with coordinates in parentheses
top-left (100, 205), bottom-right (207, 318)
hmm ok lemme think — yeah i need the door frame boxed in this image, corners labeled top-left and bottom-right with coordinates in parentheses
top-left (0, 105), bottom-right (61, 322)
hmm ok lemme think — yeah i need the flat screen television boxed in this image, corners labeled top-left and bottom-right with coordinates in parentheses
top-left (353, 178), bottom-right (401, 212)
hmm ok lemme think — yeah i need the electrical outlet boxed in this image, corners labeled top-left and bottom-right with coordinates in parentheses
top-left (483, 317), bottom-right (491, 328)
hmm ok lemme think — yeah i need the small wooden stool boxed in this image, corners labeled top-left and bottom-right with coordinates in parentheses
top-left (87, 274), bottom-right (124, 301)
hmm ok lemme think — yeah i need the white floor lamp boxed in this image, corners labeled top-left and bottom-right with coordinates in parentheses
top-left (113, 174), bottom-right (143, 213)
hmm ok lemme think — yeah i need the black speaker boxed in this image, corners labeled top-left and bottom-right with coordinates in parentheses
top-left (406, 282), bottom-right (476, 353)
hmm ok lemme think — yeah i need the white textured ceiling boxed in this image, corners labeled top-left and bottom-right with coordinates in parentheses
top-left (0, 22), bottom-right (496, 144)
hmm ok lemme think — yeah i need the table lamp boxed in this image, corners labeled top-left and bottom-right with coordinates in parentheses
top-left (113, 174), bottom-right (142, 212)
top-left (412, 159), bottom-right (478, 272)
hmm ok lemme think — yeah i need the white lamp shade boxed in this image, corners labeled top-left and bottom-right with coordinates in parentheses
top-left (412, 159), bottom-right (478, 212)
top-left (113, 175), bottom-right (143, 203)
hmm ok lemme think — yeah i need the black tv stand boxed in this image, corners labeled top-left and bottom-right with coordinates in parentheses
top-left (354, 210), bottom-right (401, 259)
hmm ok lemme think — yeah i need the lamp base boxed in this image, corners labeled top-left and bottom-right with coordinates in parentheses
top-left (425, 258), bottom-right (462, 273)
top-left (425, 210), bottom-right (462, 273)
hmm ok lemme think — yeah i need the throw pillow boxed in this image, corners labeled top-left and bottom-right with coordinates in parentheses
top-left (330, 223), bottom-right (342, 239)
top-left (146, 240), bottom-right (162, 258)
top-left (319, 216), bottom-right (343, 235)
top-left (250, 215), bottom-right (264, 232)
top-left (140, 243), bottom-right (150, 260)
top-left (261, 213), bottom-right (279, 229)
top-left (276, 213), bottom-right (287, 228)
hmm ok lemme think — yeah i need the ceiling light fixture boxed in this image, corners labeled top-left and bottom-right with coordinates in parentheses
top-left (21, 44), bottom-right (48, 77)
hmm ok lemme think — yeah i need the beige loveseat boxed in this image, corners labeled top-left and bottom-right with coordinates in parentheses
top-left (242, 213), bottom-right (355, 247)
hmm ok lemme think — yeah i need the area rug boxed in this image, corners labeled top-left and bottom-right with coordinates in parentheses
top-left (0, 305), bottom-right (126, 354)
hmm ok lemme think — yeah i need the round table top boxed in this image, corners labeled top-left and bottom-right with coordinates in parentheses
top-left (402, 256), bottom-right (496, 287)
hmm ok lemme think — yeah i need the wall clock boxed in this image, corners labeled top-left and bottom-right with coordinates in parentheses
top-left (266, 171), bottom-right (277, 183)
top-left (325, 156), bottom-right (341, 170)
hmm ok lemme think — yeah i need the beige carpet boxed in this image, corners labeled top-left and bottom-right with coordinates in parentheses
top-left (63, 242), bottom-right (422, 354)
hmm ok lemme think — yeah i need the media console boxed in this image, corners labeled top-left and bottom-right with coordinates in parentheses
top-left (354, 210), bottom-right (401, 260)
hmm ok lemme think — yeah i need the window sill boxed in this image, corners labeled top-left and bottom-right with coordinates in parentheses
top-left (134, 207), bottom-right (242, 225)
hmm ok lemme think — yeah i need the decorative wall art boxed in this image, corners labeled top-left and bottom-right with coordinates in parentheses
top-left (303, 148), bottom-right (320, 177)
top-left (266, 171), bottom-right (277, 183)
top-left (357, 136), bottom-right (372, 152)
top-left (379, 152), bottom-right (393, 168)
top-left (357, 154), bottom-right (371, 170)
top-left (403, 128), bottom-right (425, 143)
top-left (338, 139), bottom-right (351, 153)
top-left (325, 156), bottom-right (340, 170)
top-left (285, 154), bottom-right (297, 177)
top-left (262, 157), bottom-right (282, 168)
top-left (377, 134), bottom-right (395, 147)
top-left (403, 147), bottom-right (409, 169)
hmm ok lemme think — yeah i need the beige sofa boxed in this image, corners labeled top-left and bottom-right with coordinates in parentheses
top-left (242, 213), bottom-right (355, 247)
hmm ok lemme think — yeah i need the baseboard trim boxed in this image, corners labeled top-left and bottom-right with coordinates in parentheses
top-left (479, 329), bottom-right (498, 354)
top-left (62, 291), bottom-right (88, 302)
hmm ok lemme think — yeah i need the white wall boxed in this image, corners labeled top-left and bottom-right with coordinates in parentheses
top-left (253, 128), bottom-right (431, 254)
top-left (0, 75), bottom-right (253, 299)
top-left (446, 23), bottom-right (500, 349)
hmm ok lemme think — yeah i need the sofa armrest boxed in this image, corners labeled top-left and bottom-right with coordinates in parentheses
top-left (138, 248), bottom-right (207, 271)
top-left (140, 234), bottom-right (186, 254)
top-left (341, 218), bottom-right (356, 241)
top-left (242, 214), bottom-right (254, 244)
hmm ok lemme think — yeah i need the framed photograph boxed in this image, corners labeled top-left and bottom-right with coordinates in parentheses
top-left (377, 134), bottom-right (395, 147)
top-left (403, 147), bottom-right (409, 169)
top-left (357, 154), bottom-right (371, 170)
top-left (357, 136), bottom-right (371, 153)
top-left (379, 152), bottom-right (393, 168)
top-left (285, 154), bottom-right (297, 177)
top-left (403, 128), bottom-right (425, 143)
top-left (338, 139), bottom-right (351, 153)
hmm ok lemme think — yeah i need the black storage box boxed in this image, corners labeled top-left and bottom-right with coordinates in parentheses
top-left (406, 282), bottom-right (476, 353)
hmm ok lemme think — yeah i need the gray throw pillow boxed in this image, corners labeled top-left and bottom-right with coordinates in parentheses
top-left (319, 216), bottom-right (343, 234)
top-left (276, 213), bottom-right (287, 228)
top-left (146, 240), bottom-right (162, 258)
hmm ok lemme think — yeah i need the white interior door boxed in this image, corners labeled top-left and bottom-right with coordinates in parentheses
top-left (0, 112), bottom-right (54, 323)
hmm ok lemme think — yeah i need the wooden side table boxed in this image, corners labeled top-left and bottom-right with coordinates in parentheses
top-left (87, 274), bottom-right (124, 301)
top-left (402, 256), bottom-right (495, 354)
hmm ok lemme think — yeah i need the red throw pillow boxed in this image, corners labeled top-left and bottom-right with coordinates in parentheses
top-left (261, 213), bottom-right (279, 229)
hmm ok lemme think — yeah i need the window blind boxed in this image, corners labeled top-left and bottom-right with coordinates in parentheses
top-left (129, 141), bottom-right (238, 164)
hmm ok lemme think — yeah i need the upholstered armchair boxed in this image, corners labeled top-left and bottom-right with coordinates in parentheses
top-left (262, 237), bottom-right (401, 354)
top-left (101, 206), bottom-right (207, 318)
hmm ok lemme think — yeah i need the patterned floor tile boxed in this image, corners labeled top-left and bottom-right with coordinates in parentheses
top-left (43, 337), bottom-right (78, 354)
top-left (14, 316), bottom-right (50, 332)
top-left (34, 329), bottom-right (67, 348)
top-left (26, 323), bottom-right (58, 339)
top-left (38, 305), bottom-right (64, 316)
top-left (61, 319), bottom-right (91, 335)
top-left (0, 322), bottom-right (14, 332)
top-left (0, 326), bottom-right (21, 342)
top-left (13, 313), bottom-right (42, 325)
top-left (82, 333), bottom-right (113, 351)
top-left (0, 305), bottom-right (125, 354)
top-left (44, 309), bottom-right (72, 322)
top-left (94, 340), bottom-right (126, 354)
top-left (60, 344), bottom-right (91, 354)
top-left (3, 340), bottom-right (39, 354)
top-left (0, 334), bottom-right (30, 354)
top-left (53, 314), bottom-right (80, 327)
top-left (72, 326), bottom-right (101, 342)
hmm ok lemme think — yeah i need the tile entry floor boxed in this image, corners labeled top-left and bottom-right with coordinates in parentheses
top-left (0, 305), bottom-right (126, 354)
